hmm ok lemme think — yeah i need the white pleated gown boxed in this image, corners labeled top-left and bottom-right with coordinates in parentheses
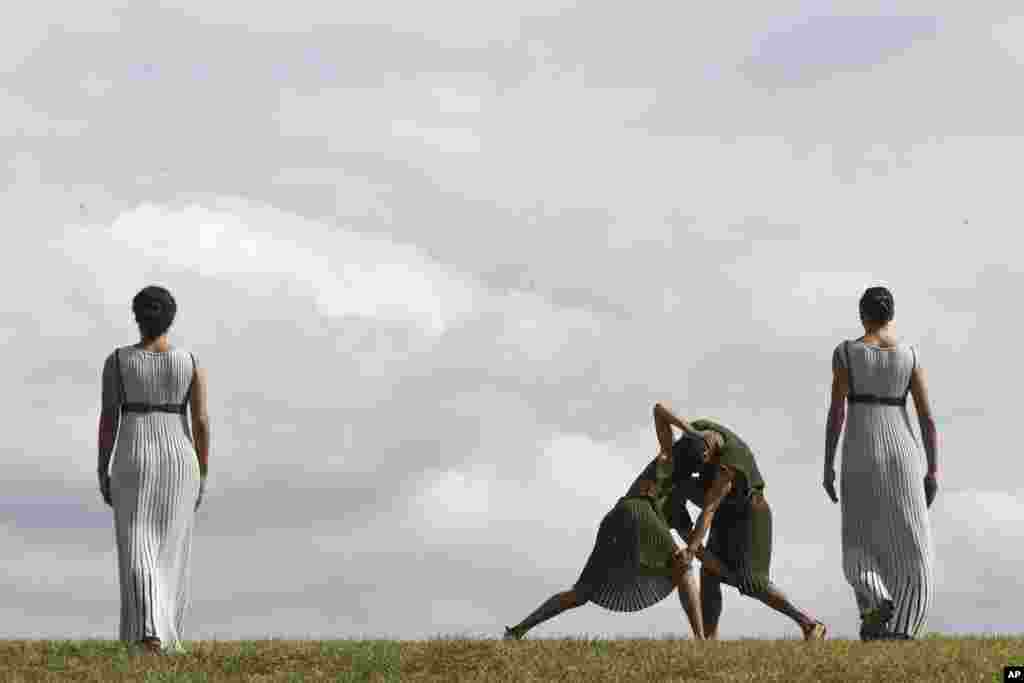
top-left (109, 347), bottom-right (201, 653)
top-left (837, 340), bottom-right (935, 637)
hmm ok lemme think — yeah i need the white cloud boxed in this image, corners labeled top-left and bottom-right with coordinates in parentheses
top-left (3, 93), bottom-right (90, 138)
top-left (413, 429), bottom-right (649, 536)
top-left (5, 4), bottom-right (1024, 642)
top-left (487, 290), bottom-right (605, 365)
top-left (79, 72), bottom-right (115, 98)
top-left (792, 272), bottom-right (886, 307)
top-left (544, 432), bottom-right (640, 509)
top-left (161, 0), bottom-right (576, 43)
top-left (432, 86), bottom-right (483, 114)
top-left (991, 15), bottom-right (1024, 65)
top-left (55, 200), bottom-right (479, 336)
top-left (413, 470), bottom-right (494, 531)
top-left (941, 490), bottom-right (1024, 544)
top-left (391, 119), bottom-right (481, 154)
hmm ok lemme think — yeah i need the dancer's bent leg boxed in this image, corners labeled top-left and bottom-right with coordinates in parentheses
top-left (695, 546), bottom-right (824, 640)
top-left (505, 589), bottom-right (588, 639)
top-left (748, 583), bottom-right (824, 640)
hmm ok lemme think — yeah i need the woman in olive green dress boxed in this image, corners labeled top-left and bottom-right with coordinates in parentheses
top-left (657, 404), bottom-right (827, 640)
top-left (503, 405), bottom-right (712, 640)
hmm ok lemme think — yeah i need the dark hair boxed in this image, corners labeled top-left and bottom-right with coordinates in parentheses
top-left (859, 286), bottom-right (894, 324)
top-left (132, 285), bottom-right (177, 339)
top-left (671, 432), bottom-right (706, 482)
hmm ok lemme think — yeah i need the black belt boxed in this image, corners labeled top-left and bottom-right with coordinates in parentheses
top-left (122, 402), bottom-right (187, 414)
top-left (848, 394), bottom-right (906, 406)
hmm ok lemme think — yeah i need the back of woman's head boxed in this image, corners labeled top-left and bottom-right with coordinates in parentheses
top-left (859, 286), bottom-right (894, 324)
top-left (132, 285), bottom-right (177, 339)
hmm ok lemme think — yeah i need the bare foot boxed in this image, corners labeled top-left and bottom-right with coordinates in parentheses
top-left (141, 638), bottom-right (162, 654)
top-left (503, 626), bottom-right (523, 641)
top-left (802, 621), bottom-right (827, 641)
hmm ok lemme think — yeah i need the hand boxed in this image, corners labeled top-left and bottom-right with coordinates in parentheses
top-left (195, 477), bottom-right (206, 512)
top-left (823, 467), bottom-right (838, 504)
top-left (672, 546), bottom-right (693, 570)
top-left (924, 474), bottom-right (938, 508)
top-left (99, 473), bottom-right (112, 507)
top-left (700, 430), bottom-right (720, 457)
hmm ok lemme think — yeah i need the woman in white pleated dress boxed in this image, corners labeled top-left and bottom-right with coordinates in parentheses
top-left (96, 285), bottom-right (211, 654)
top-left (823, 286), bottom-right (938, 640)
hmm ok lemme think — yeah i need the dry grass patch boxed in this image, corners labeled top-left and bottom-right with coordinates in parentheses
top-left (0, 635), bottom-right (1019, 682)
top-left (403, 634), bottom-right (1022, 683)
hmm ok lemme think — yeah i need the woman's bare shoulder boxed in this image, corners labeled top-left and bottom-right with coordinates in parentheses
top-left (832, 339), bottom-right (854, 355)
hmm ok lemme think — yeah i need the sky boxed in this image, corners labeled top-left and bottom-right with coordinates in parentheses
top-left (2, 1), bottom-right (1023, 642)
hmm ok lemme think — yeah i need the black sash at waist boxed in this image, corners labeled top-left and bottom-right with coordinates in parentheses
top-left (848, 393), bottom-right (907, 406)
top-left (122, 402), bottom-right (187, 414)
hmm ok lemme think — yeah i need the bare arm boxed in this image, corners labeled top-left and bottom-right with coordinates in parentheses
top-left (653, 402), bottom-right (699, 450)
top-left (652, 403), bottom-right (675, 455)
top-left (685, 465), bottom-right (735, 554)
top-left (190, 364), bottom-right (211, 478)
top-left (910, 362), bottom-right (938, 477)
top-left (825, 348), bottom-right (848, 472)
top-left (97, 354), bottom-right (120, 476)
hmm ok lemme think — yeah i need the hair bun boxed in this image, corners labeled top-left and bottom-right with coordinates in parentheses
top-left (132, 285), bottom-right (177, 337)
top-left (859, 286), bottom-right (895, 323)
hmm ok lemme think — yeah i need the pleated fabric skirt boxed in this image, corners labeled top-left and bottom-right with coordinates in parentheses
top-left (111, 411), bottom-right (201, 654)
top-left (706, 493), bottom-right (773, 596)
top-left (840, 403), bottom-right (935, 638)
top-left (573, 496), bottom-right (678, 612)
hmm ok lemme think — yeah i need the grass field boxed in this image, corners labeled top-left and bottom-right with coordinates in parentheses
top-left (1, 635), bottom-right (1020, 682)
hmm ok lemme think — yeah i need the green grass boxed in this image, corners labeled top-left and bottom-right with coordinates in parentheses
top-left (0, 639), bottom-right (400, 682)
top-left (0, 635), bottom-right (1019, 682)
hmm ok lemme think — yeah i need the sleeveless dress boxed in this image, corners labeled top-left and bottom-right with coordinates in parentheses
top-left (107, 346), bottom-right (201, 654)
top-left (835, 340), bottom-right (935, 638)
top-left (573, 445), bottom-right (695, 612)
top-left (689, 419), bottom-right (771, 596)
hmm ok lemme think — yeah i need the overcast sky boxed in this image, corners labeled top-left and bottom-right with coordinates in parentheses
top-left (3, 2), bottom-right (1022, 642)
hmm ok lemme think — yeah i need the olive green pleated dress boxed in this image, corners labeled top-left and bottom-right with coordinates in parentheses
top-left (573, 454), bottom-right (693, 612)
top-left (690, 419), bottom-right (772, 596)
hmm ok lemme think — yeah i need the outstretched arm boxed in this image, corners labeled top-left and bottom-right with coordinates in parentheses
top-left (824, 348), bottom-right (848, 503)
top-left (910, 359), bottom-right (939, 507)
top-left (98, 409), bottom-right (118, 474)
top-left (825, 349), bottom-right (848, 470)
top-left (189, 363), bottom-right (211, 478)
top-left (98, 354), bottom-right (120, 477)
top-left (910, 363), bottom-right (938, 476)
top-left (685, 465), bottom-right (734, 555)
top-left (653, 403), bottom-right (699, 454)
